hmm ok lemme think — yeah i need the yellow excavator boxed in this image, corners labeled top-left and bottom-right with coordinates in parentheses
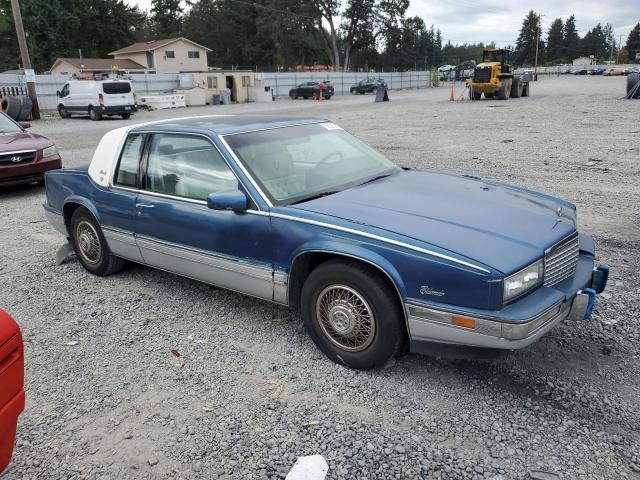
top-left (468, 49), bottom-right (530, 100)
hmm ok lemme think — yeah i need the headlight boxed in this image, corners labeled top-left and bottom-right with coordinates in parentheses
top-left (42, 145), bottom-right (58, 157)
top-left (503, 259), bottom-right (544, 303)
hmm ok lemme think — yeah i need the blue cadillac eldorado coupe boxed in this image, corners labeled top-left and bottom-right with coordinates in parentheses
top-left (43, 116), bottom-right (609, 369)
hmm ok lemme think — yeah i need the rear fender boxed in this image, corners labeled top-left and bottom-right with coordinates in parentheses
top-left (63, 196), bottom-right (102, 227)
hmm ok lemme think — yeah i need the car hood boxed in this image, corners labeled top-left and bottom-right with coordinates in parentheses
top-left (0, 131), bottom-right (50, 151)
top-left (291, 170), bottom-right (577, 274)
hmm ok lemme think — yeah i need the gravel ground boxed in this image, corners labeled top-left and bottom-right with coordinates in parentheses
top-left (0, 76), bottom-right (638, 480)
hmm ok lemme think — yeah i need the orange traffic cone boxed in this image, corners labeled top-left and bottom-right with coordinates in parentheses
top-left (319, 88), bottom-right (324, 101)
top-left (449, 82), bottom-right (455, 101)
top-left (459, 90), bottom-right (465, 103)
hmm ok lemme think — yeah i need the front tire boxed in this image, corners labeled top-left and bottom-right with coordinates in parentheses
top-left (497, 79), bottom-right (511, 100)
top-left (70, 207), bottom-right (125, 276)
top-left (58, 105), bottom-right (70, 119)
top-left (121, 113), bottom-right (131, 119)
top-left (301, 259), bottom-right (405, 369)
top-left (89, 107), bottom-right (102, 121)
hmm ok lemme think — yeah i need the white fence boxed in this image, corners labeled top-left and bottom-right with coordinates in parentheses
top-left (0, 71), bottom-right (432, 110)
top-left (514, 64), bottom-right (638, 75)
top-left (0, 73), bottom-right (180, 111)
top-left (262, 71), bottom-right (432, 97)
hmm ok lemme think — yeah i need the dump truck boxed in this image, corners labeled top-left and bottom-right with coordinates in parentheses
top-left (468, 49), bottom-right (529, 100)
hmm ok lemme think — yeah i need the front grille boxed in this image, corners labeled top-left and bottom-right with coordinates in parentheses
top-left (544, 233), bottom-right (579, 286)
top-left (473, 67), bottom-right (492, 83)
top-left (0, 150), bottom-right (36, 165)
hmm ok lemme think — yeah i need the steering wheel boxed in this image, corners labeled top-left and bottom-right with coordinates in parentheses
top-left (317, 151), bottom-right (343, 166)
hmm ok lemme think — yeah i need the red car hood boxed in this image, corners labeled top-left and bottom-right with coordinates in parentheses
top-left (0, 131), bottom-right (51, 151)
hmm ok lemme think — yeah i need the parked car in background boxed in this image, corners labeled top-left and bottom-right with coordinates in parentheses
top-left (573, 69), bottom-right (588, 75)
top-left (289, 81), bottom-right (334, 100)
top-left (623, 67), bottom-right (640, 75)
top-left (603, 67), bottom-right (625, 76)
top-left (589, 67), bottom-right (606, 75)
top-left (0, 112), bottom-right (61, 187)
top-left (350, 78), bottom-right (386, 95)
top-left (0, 309), bottom-right (25, 474)
top-left (56, 79), bottom-right (137, 120)
top-left (43, 116), bottom-right (608, 369)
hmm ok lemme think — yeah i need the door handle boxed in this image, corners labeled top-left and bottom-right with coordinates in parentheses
top-left (136, 203), bottom-right (154, 209)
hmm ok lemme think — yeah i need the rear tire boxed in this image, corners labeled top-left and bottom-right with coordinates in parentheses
top-left (497, 79), bottom-right (511, 100)
top-left (472, 91), bottom-right (481, 100)
top-left (89, 107), bottom-right (102, 121)
top-left (57, 105), bottom-right (70, 119)
top-left (70, 207), bottom-right (125, 276)
top-left (301, 259), bottom-right (405, 370)
top-left (121, 113), bottom-right (131, 119)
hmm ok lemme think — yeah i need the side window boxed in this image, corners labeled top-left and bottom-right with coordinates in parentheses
top-left (207, 76), bottom-right (218, 89)
top-left (145, 134), bottom-right (238, 201)
top-left (60, 84), bottom-right (70, 97)
top-left (115, 134), bottom-right (145, 187)
top-left (165, 50), bottom-right (175, 59)
top-left (241, 76), bottom-right (250, 87)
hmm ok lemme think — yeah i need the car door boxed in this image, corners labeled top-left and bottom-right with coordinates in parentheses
top-left (134, 132), bottom-right (274, 301)
top-left (102, 132), bottom-right (146, 263)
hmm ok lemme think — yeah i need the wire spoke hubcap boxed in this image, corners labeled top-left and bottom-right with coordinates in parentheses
top-left (316, 285), bottom-right (375, 352)
top-left (76, 221), bottom-right (102, 265)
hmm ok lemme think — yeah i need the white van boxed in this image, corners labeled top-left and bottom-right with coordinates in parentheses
top-left (56, 79), bottom-right (137, 121)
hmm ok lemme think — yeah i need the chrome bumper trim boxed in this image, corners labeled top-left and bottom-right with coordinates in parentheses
top-left (406, 298), bottom-right (577, 350)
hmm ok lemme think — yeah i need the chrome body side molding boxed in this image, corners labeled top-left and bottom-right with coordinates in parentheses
top-left (270, 212), bottom-right (491, 274)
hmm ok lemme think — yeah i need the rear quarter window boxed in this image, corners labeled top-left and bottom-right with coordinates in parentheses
top-left (102, 82), bottom-right (132, 94)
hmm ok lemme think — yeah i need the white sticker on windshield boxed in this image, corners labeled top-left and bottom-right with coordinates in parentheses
top-left (320, 122), bottom-right (343, 130)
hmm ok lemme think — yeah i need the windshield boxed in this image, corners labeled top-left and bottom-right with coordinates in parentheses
top-left (224, 123), bottom-right (400, 205)
top-left (0, 113), bottom-right (22, 134)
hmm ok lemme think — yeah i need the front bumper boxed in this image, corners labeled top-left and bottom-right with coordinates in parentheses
top-left (0, 155), bottom-right (61, 186)
top-left (408, 264), bottom-right (609, 351)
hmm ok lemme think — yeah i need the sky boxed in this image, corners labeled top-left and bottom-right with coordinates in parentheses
top-left (125, 0), bottom-right (637, 46)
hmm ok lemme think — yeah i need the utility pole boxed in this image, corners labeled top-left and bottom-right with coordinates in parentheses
top-left (534, 14), bottom-right (545, 82)
top-left (10, 0), bottom-right (40, 120)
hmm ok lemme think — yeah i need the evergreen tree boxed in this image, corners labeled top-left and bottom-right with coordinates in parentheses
top-left (150, 0), bottom-right (183, 37)
top-left (563, 15), bottom-right (580, 60)
top-left (626, 23), bottom-right (640, 60)
top-left (546, 18), bottom-right (564, 63)
top-left (0, 0), bottom-right (147, 72)
top-left (581, 23), bottom-right (608, 59)
top-left (514, 10), bottom-right (544, 66)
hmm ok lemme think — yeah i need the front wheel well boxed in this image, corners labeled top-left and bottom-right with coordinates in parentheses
top-left (288, 252), bottom-right (404, 314)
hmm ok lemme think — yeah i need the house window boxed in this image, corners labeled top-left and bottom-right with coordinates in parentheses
top-left (242, 76), bottom-right (250, 87)
top-left (165, 50), bottom-right (175, 59)
top-left (188, 51), bottom-right (200, 59)
top-left (207, 76), bottom-right (218, 89)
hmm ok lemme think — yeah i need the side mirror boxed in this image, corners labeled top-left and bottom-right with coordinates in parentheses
top-left (56, 90), bottom-right (60, 97)
top-left (19, 122), bottom-right (30, 129)
top-left (207, 190), bottom-right (248, 212)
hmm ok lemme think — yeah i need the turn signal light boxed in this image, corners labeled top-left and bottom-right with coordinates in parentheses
top-left (452, 316), bottom-right (476, 329)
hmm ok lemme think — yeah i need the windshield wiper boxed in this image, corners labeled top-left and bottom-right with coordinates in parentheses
top-left (290, 190), bottom-right (339, 205)
top-left (359, 173), bottom-right (392, 185)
